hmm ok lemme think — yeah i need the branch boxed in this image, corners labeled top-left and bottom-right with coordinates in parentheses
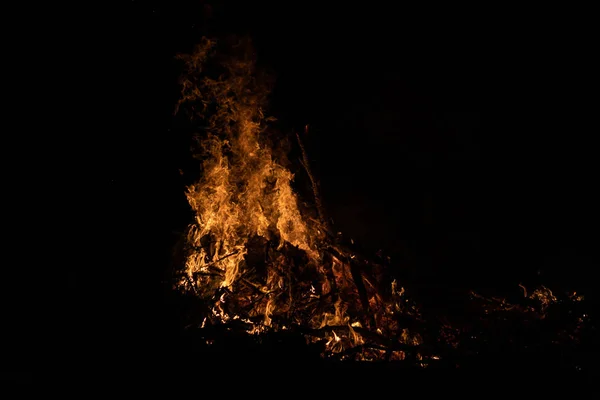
top-left (199, 250), bottom-right (239, 272)
top-left (296, 125), bottom-right (331, 234)
top-left (298, 325), bottom-right (424, 353)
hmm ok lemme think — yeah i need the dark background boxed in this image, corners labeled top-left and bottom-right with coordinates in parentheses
top-left (95, 2), bottom-right (598, 315)
top-left (19, 1), bottom-right (594, 376)
top-left (103, 2), bottom-right (484, 307)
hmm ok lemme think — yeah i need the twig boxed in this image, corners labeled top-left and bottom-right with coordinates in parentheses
top-left (327, 343), bottom-right (388, 361)
top-left (206, 250), bottom-right (240, 269)
top-left (193, 272), bottom-right (223, 279)
top-left (298, 325), bottom-right (423, 353)
top-left (184, 274), bottom-right (199, 295)
top-left (296, 125), bottom-right (330, 234)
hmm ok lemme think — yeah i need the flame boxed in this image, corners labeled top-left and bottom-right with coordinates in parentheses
top-left (177, 37), bottom-right (316, 292)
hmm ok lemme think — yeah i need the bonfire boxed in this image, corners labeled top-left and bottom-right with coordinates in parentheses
top-left (168, 36), bottom-right (590, 368)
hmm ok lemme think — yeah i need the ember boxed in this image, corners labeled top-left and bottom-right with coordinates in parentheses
top-left (168, 36), bottom-right (592, 370)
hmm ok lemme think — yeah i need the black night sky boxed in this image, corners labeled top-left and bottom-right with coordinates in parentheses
top-left (21, 1), bottom-right (597, 382)
top-left (104, 2), bottom-right (486, 314)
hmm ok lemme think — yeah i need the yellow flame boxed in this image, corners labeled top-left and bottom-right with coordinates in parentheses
top-left (178, 37), bottom-right (316, 295)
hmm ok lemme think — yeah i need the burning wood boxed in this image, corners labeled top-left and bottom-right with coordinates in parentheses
top-left (168, 36), bottom-right (591, 368)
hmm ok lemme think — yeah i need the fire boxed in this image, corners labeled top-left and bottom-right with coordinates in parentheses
top-left (170, 36), bottom-right (425, 360)
top-left (177, 37), bottom-right (315, 286)
top-left (170, 36), bottom-right (590, 367)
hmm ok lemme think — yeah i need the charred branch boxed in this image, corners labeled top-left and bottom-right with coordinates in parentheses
top-left (295, 125), bottom-right (331, 235)
top-left (298, 325), bottom-right (424, 354)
